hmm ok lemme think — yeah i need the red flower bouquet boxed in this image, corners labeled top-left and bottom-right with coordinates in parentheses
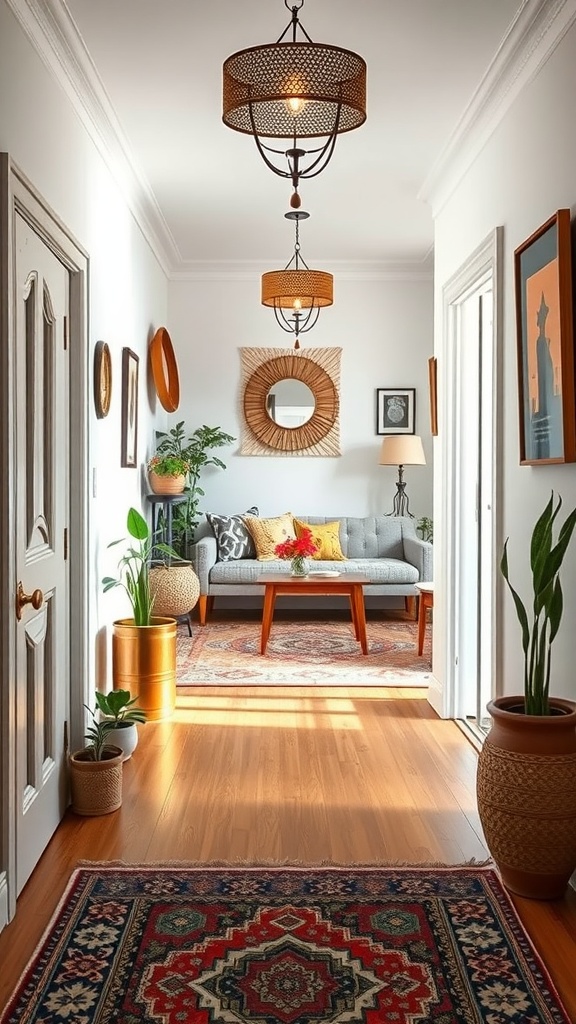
top-left (274, 528), bottom-right (319, 560)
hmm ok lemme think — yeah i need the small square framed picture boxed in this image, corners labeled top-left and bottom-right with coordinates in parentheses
top-left (376, 388), bottom-right (416, 435)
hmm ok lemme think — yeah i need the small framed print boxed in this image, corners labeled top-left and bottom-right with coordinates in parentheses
top-left (376, 388), bottom-right (415, 435)
top-left (428, 357), bottom-right (438, 436)
top-left (121, 348), bottom-right (139, 468)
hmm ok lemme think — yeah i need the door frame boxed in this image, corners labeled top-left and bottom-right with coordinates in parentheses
top-left (429, 227), bottom-right (504, 721)
top-left (0, 154), bottom-right (89, 925)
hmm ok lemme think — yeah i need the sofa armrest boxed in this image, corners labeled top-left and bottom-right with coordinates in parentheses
top-left (403, 536), bottom-right (433, 582)
top-left (190, 535), bottom-right (217, 594)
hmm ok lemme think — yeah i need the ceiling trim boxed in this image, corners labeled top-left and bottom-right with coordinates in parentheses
top-left (5, 0), bottom-right (181, 276)
top-left (420, 0), bottom-right (576, 216)
top-left (170, 257), bottom-right (434, 283)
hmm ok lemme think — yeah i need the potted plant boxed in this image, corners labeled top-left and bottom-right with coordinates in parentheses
top-left (476, 491), bottom-right (576, 899)
top-left (69, 705), bottom-right (124, 815)
top-left (152, 421), bottom-right (235, 557)
top-left (95, 688), bottom-right (147, 760)
top-left (102, 507), bottom-right (179, 721)
top-left (147, 453), bottom-right (190, 494)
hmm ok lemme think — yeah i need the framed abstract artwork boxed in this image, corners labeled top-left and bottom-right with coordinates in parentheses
top-left (376, 388), bottom-right (415, 435)
top-left (121, 348), bottom-right (139, 468)
top-left (514, 209), bottom-right (576, 465)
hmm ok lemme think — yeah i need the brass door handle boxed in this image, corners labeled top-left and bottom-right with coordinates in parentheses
top-left (16, 581), bottom-right (44, 621)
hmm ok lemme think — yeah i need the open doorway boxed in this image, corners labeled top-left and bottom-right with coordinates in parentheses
top-left (439, 228), bottom-right (503, 737)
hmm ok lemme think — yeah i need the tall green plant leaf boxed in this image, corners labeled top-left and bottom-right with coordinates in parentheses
top-left (501, 491), bottom-right (576, 716)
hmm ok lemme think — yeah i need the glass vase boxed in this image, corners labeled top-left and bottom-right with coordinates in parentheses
top-left (290, 555), bottom-right (308, 577)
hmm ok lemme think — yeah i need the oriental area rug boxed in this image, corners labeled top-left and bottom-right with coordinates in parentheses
top-left (1, 864), bottom-right (571, 1024)
top-left (177, 619), bottom-right (432, 686)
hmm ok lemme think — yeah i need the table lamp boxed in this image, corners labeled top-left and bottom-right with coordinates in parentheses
top-left (379, 435), bottom-right (426, 517)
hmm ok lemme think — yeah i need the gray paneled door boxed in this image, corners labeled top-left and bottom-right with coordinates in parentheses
top-left (14, 208), bottom-right (71, 892)
top-left (0, 155), bottom-right (88, 928)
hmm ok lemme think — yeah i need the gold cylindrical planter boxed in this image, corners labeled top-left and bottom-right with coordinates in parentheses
top-left (112, 616), bottom-right (177, 722)
top-left (69, 746), bottom-right (123, 816)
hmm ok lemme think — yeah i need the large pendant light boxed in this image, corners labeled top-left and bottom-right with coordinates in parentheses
top-left (261, 210), bottom-right (333, 349)
top-left (223, 0), bottom-right (366, 207)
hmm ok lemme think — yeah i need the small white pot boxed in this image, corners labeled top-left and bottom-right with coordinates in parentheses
top-left (106, 722), bottom-right (139, 761)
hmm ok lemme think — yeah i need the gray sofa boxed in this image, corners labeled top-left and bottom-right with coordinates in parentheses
top-left (190, 515), bottom-right (433, 625)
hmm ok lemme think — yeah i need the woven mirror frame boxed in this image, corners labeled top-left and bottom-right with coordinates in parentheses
top-left (243, 353), bottom-right (339, 453)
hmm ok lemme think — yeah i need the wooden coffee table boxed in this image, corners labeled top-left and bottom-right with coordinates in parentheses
top-left (256, 573), bottom-right (371, 655)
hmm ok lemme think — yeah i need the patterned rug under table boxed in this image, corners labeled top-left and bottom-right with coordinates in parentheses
top-left (177, 619), bottom-right (432, 686)
top-left (1, 863), bottom-right (570, 1023)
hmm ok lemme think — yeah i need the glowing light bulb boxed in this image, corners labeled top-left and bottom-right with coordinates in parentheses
top-left (293, 298), bottom-right (302, 311)
top-left (286, 96), bottom-right (306, 116)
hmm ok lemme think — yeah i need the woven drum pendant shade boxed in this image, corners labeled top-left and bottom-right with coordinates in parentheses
top-left (261, 268), bottom-right (333, 309)
top-left (223, 43), bottom-right (366, 138)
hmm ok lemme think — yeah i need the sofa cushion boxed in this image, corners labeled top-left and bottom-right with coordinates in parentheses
top-left (243, 512), bottom-right (296, 560)
top-left (206, 506), bottom-right (259, 561)
top-left (293, 517), bottom-right (346, 561)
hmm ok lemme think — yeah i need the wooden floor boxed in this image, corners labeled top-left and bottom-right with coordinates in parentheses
top-left (1, 686), bottom-right (576, 1019)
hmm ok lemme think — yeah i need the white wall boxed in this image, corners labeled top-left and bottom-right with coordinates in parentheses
top-left (168, 274), bottom-right (434, 520)
top-left (0, 1), bottom-right (169, 689)
top-left (433, 23), bottom-right (576, 702)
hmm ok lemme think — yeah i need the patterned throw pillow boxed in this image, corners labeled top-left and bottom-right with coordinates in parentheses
top-left (206, 506), bottom-right (259, 561)
top-left (293, 518), bottom-right (347, 561)
top-left (243, 512), bottom-right (296, 560)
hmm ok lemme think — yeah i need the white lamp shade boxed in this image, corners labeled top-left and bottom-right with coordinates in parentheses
top-left (379, 434), bottom-right (426, 466)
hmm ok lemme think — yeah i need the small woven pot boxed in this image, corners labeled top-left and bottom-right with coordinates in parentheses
top-left (477, 695), bottom-right (576, 899)
top-left (149, 562), bottom-right (200, 617)
top-left (69, 745), bottom-right (123, 816)
top-left (148, 470), bottom-right (185, 494)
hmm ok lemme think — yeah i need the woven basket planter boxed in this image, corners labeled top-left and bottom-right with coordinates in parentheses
top-left (149, 562), bottom-right (200, 618)
top-left (477, 696), bottom-right (576, 899)
top-left (69, 745), bottom-right (123, 816)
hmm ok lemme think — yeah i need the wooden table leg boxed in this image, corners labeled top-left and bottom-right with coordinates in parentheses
top-left (349, 594), bottom-right (360, 640)
top-left (260, 585), bottom-right (276, 655)
top-left (351, 584), bottom-right (368, 655)
top-left (417, 592), bottom-right (432, 656)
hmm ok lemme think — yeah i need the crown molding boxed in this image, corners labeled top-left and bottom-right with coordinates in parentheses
top-left (420, 0), bottom-right (576, 216)
top-left (170, 256), bottom-right (434, 283)
top-left (5, 0), bottom-right (181, 276)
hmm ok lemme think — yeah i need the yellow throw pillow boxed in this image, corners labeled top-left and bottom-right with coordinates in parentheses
top-left (294, 518), bottom-right (347, 561)
top-left (243, 512), bottom-right (296, 560)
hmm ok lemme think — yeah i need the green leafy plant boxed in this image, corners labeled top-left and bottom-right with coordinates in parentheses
top-left (153, 421), bottom-right (235, 554)
top-left (147, 454), bottom-right (189, 477)
top-left (501, 491), bottom-right (576, 716)
top-left (102, 507), bottom-right (178, 625)
top-left (94, 689), bottom-right (147, 726)
top-left (82, 704), bottom-right (119, 760)
top-left (416, 516), bottom-right (433, 543)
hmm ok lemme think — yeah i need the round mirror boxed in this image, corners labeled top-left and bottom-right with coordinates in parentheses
top-left (266, 379), bottom-right (315, 427)
top-left (243, 353), bottom-right (339, 453)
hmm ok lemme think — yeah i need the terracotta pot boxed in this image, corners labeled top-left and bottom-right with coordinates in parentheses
top-left (148, 470), bottom-right (185, 494)
top-left (149, 562), bottom-right (200, 617)
top-left (69, 745), bottom-right (123, 816)
top-left (112, 616), bottom-right (177, 722)
top-left (476, 695), bottom-right (576, 899)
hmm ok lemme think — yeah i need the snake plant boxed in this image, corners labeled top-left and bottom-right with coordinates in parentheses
top-left (501, 491), bottom-right (576, 715)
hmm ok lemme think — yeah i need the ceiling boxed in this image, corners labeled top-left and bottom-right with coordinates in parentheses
top-left (62, 0), bottom-right (522, 270)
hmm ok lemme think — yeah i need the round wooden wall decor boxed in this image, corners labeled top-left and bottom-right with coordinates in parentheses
top-left (93, 341), bottom-right (112, 419)
top-left (243, 353), bottom-right (338, 452)
top-left (149, 326), bottom-right (180, 412)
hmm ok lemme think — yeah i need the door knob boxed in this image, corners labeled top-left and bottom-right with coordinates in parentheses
top-left (15, 581), bottom-right (44, 621)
